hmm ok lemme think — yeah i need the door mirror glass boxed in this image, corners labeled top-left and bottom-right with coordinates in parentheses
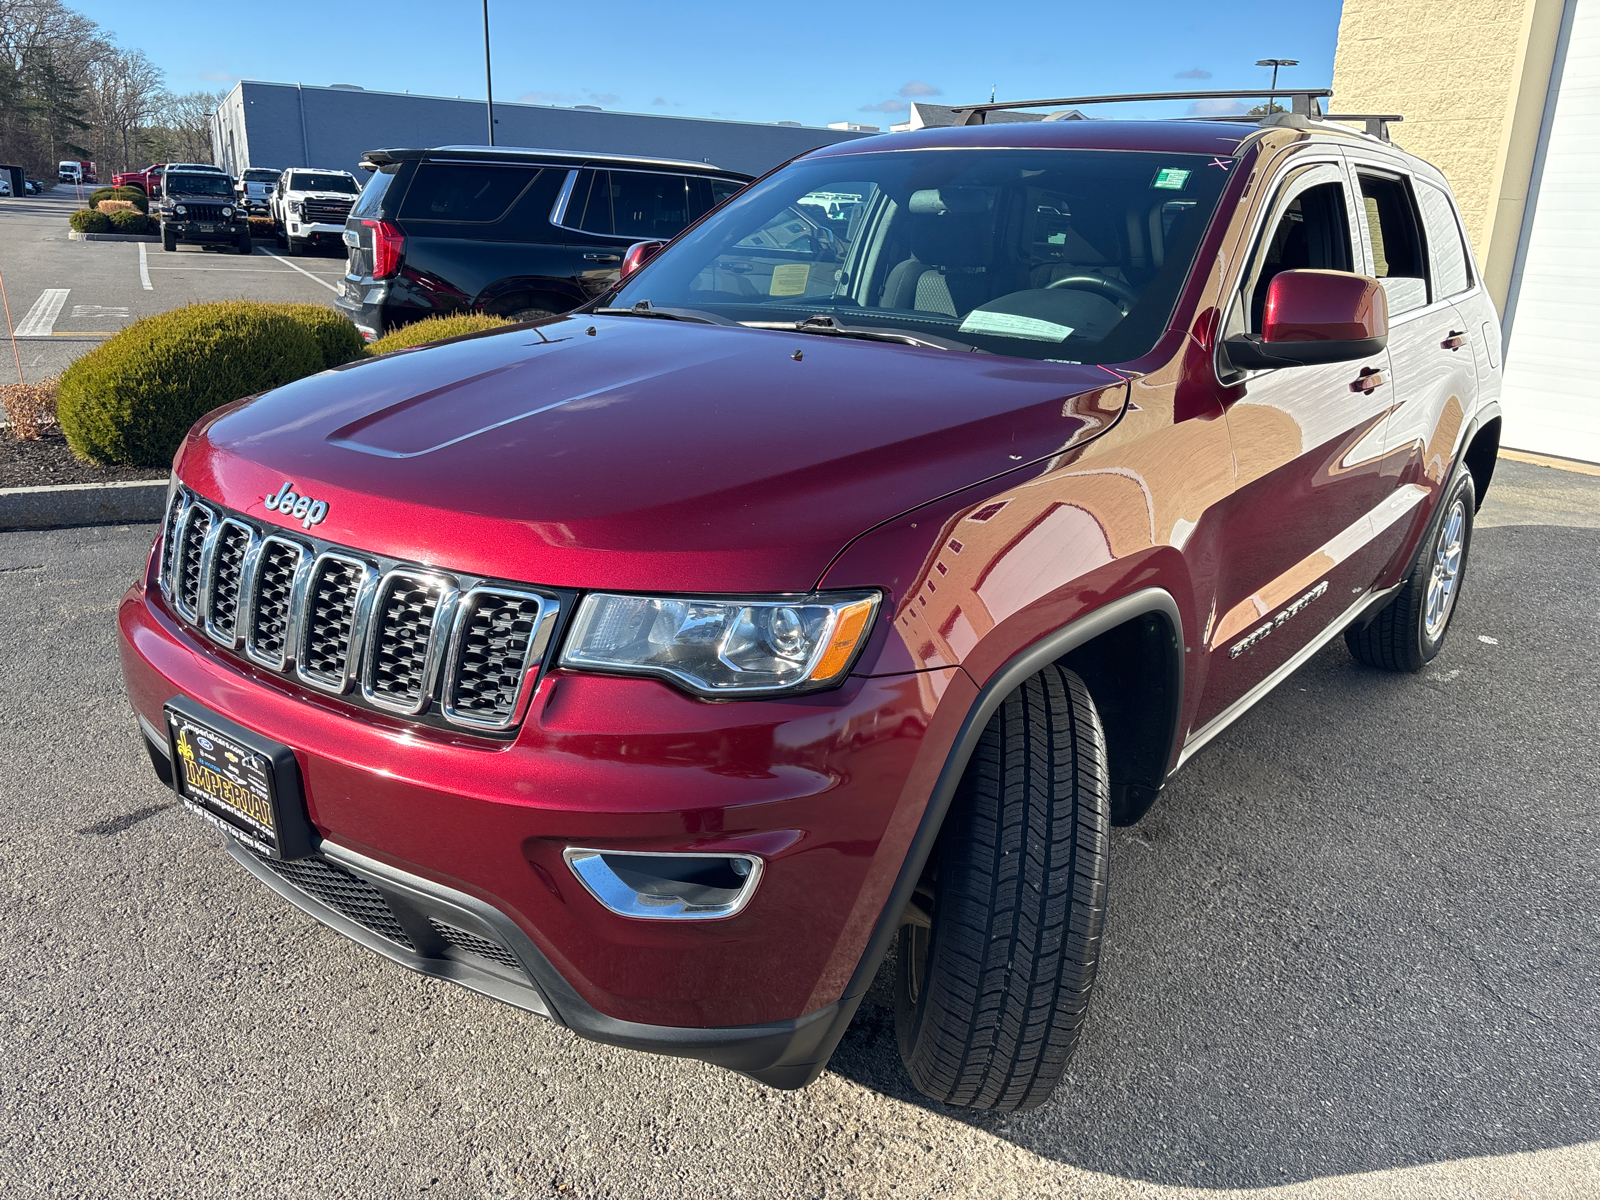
top-left (1225, 269), bottom-right (1389, 369)
top-left (620, 240), bottom-right (666, 279)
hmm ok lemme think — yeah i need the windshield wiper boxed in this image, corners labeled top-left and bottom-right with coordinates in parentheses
top-left (772, 313), bottom-right (973, 352)
top-left (594, 301), bottom-right (738, 326)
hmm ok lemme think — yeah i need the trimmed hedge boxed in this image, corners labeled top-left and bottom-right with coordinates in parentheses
top-left (57, 302), bottom-right (323, 466)
top-left (107, 209), bottom-right (152, 234)
top-left (368, 313), bottom-right (513, 356)
top-left (69, 208), bottom-right (111, 233)
top-left (267, 303), bottom-right (367, 369)
top-left (88, 186), bottom-right (148, 213)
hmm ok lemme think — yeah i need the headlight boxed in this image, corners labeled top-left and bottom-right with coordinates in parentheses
top-left (289, 200), bottom-right (302, 215)
top-left (222, 205), bottom-right (233, 217)
top-left (560, 591), bottom-right (878, 697)
top-left (174, 204), bottom-right (186, 215)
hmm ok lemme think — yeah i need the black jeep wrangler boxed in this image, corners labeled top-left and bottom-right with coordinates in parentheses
top-left (159, 170), bottom-right (251, 254)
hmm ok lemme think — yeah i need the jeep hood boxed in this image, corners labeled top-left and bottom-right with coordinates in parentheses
top-left (180, 315), bottom-right (1126, 594)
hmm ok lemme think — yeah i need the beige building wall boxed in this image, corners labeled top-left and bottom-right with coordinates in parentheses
top-left (1331, 0), bottom-right (1567, 311)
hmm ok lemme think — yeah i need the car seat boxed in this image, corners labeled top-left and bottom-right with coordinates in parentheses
top-left (881, 189), bottom-right (998, 316)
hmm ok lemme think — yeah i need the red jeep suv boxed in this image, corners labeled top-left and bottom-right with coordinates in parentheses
top-left (119, 101), bottom-right (1501, 1112)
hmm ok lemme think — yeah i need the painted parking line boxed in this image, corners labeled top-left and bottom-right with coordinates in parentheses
top-left (257, 248), bottom-right (341, 295)
top-left (14, 289), bottom-right (69, 337)
top-left (138, 241), bottom-right (152, 291)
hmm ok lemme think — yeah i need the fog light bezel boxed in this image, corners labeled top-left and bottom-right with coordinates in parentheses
top-left (562, 847), bottom-right (764, 921)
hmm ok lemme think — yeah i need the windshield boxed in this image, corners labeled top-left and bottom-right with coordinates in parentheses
top-left (243, 169), bottom-right (280, 182)
top-left (165, 173), bottom-right (233, 197)
top-left (612, 148), bottom-right (1230, 363)
top-left (290, 172), bottom-right (358, 194)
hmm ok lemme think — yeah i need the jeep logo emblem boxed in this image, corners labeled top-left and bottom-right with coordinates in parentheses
top-left (263, 481), bottom-right (329, 530)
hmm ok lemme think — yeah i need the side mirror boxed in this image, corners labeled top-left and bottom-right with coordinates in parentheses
top-left (620, 240), bottom-right (666, 279)
top-left (1224, 269), bottom-right (1389, 370)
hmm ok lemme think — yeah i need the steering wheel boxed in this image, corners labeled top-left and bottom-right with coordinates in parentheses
top-left (1045, 273), bottom-right (1139, 313)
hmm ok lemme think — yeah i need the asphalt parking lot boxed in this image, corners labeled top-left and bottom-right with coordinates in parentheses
top-left (0, 191), bottom-right (343, 383)
top-left (0, 458), bottom-right (1594, 1199)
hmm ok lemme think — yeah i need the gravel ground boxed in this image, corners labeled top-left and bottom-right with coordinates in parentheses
top-left (0, 458), bottom-right (1594, 1199)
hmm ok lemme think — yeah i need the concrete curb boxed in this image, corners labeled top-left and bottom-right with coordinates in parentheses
top-left (67, 229), bottom-right (159, 242)
top-left (0, 479), bottom-right (166, 530)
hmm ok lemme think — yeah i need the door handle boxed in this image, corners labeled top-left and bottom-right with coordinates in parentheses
top-left (1350, 367), bottom-right (1385, 394)
top-left (583, 252), bottom-right (621, 262)
top-left (1441, 329), bottom-right (1467, 351)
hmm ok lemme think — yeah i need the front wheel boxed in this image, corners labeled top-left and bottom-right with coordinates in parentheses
top-left (895, 663), bottom-right (1110, 1112)
top-left (1346, 465), bottom-right (1476, 672)
top-left (235, 232), bottom-right (252, 255)
top-left (161, 225), bottom-right (175, 252)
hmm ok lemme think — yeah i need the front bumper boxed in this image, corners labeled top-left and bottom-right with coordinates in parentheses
top-left (167, 220), bottom-right (246, 244)
top-left (287, 219), bottom-right (344, 240)
top-left (118, 544), bottom-right (969, 1081)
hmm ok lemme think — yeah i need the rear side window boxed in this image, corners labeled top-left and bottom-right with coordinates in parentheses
top-left (1416, 181), bottom-right (1472, 298)
top-left (565, 170), bottom-right (697, 239)
top-left (399, 164), bottom-right (539, 223)
top-left (1357, 173), bottom-right (1429, 314)
top-left (350, 169), bottom-right (395, 220)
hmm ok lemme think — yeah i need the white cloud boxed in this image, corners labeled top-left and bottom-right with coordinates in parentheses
top-left (898, 80), bottom-right (942, 98)
top-left (1174, 67), bottom-right (1212, 80)
top-left (860, 98), bottom-right (910, 113)
top-left (1188, 98), bottom-right (1248, 115)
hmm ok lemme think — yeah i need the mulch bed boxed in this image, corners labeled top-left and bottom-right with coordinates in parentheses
top-left (0, 430), bottom-right (167, 488)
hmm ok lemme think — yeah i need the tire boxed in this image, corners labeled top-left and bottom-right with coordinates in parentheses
top-left (895, 663), bottom-right (1110, 1112)
top-left (285, 235), bottom-right (305, 255)
top-left (236, 232), bottom-right (252, 255)
top-left (274, 224), bottom-right (287, 249)
top-left (1346, 465), bottom-right (1476, 672)
top-left (161, 225), bottom-right (176, 252)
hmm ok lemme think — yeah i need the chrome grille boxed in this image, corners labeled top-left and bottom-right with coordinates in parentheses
top-left (364, 572), bottom-right (449, 713)
top-left (159, 488), bottom-right (557, 732)
top-left (246, 539), bottom-right (304, 669)
top-left (302, 198), bottom-right (352, 224)
top-left (176, 507), bottom-right (213, 617)
top-left (204, 521), bottom-right (253, 644)
top-left (445, 590), bottom-right (547, 729)
top-left (297, 555), bottom-right (370, 691)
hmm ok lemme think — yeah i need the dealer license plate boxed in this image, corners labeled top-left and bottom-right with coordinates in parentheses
top-left (197, 223), bottom-right (214, 232)
top-left (164, 698), bottom-right (313, 859)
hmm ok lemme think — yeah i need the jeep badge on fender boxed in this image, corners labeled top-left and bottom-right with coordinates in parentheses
top-left (262, 482), bottom-right (328, 530)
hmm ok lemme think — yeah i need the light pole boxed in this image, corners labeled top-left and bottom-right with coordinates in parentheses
top-left (483, 0), bottom-right (495, 146)
top-left (1255, 58), bottom-right (1299, 92)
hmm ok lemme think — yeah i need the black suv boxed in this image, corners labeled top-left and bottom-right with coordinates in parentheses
top-left (158, 170), bottom-right (250, 254)
top-left (334, 146), bottom-right (750, 338)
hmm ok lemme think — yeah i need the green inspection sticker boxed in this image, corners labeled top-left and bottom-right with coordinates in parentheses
top-left (1153, 167), bottom-right (1191, 190)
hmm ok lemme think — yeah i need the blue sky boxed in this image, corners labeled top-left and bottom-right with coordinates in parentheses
top-left (72, 0), bottom-right (1346, 128)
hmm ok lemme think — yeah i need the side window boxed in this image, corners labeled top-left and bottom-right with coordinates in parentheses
top-left (1416, 181), bottom-right (1472, 298)
top-left (349, 169), bottom-right (395, 220)
top-left (1357, 173), bottom-right (1430, 314)
top-left (567, 170), bottom-right (613, 235)
top-left (397, 164), bottom-right (538, 223)
top-left (686, 177), bottom-right (746, 221)
top-left (610, 171), bottom-right (692, 239)
top-left (1225, 172), bottom-right (1354, 340)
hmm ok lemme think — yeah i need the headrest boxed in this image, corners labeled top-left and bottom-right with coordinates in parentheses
top-left (908, 188), bottom-right (992, 215)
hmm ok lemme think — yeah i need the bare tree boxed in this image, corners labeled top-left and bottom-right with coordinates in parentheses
top-left (141, 88), bottom-right (222, 165)
top-left (88, 46), bottom-right (163, 173)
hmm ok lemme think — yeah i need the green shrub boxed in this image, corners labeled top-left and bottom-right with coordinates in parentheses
top-left (57, 301), bottom-right (324, 466)
top-left (107, 209), bottom-right (151, 234)
top-left (268, 304), bottom-right (367, 369)
top-left (367, 313), bottom-right (513, 356)
top-left (69, 208), bottom-right (111, 234)
top-left (88, 186), bottom-right (148, 212)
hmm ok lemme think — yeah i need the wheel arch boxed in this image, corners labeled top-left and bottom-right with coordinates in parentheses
top-left (1462, 409), bottom-right (1501, 510)
top-left (757, 589), bottom-right (1185, 1089)
top-left (475, 278), bottom-right (584, 317)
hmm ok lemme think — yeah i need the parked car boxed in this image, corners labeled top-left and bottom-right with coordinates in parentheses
top-left (25, 177), bottom-right (42, 195)
top-left (112, 164), bottom-right (164, 194)
top-left (334, 146), bottom-right (749, 339)
top-left (157, 169), bottom-right (250, 253)
top-left (0, 178), bottom-right (9, 197)
top-left (236, 167), bottom-right (282, 215)
top-left (269, 168), bottom-right (361, 253)
top-left (120, 103), bottom-right (1502, 1112)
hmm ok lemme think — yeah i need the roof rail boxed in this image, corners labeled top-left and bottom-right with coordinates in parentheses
top-left (1322, 113), bottom-right (1404, 142)
top-left (950, 88), bottom-right (1333, 125)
